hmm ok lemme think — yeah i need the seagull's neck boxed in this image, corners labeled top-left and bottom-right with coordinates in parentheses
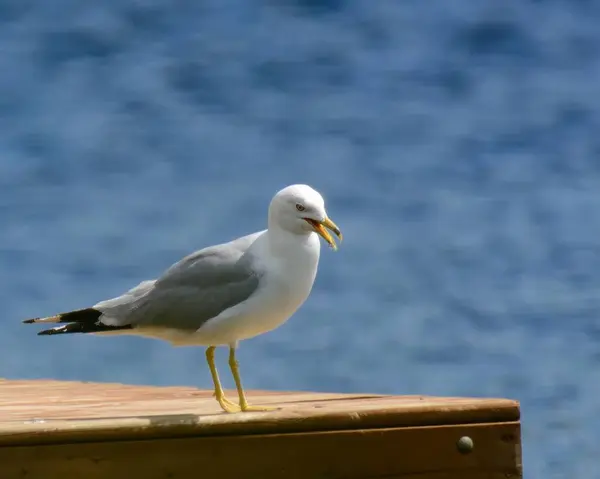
top-left (265, 224), bottom-right (320, 259)
top-left (261, 224), bottom-right (321, 302)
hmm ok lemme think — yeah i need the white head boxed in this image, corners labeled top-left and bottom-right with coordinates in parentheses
top-left (268, 184), bottom-right (342, 250)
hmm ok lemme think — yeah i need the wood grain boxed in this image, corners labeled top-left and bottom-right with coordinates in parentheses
top-left (0, 380), bottom-right (520, 446)
top-left (0, 380), bottom-right (522, 478)
top-left (0, 422), bottom-right (522, 479)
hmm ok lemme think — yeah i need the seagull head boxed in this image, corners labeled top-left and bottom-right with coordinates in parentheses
top-left (268, 184), bottom-right (342, 250)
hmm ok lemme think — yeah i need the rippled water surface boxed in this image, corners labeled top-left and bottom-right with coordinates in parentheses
top-left (2, 2), bottom-right (600, 476)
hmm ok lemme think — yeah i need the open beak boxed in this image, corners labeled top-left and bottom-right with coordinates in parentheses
top-left (304, 216), bottom-right (343, 250)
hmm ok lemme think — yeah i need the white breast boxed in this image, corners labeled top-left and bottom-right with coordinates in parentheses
top-left (189, 231), bottom-right (321, 346)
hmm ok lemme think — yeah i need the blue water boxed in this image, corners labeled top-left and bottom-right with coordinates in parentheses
top-left (2, 1), bottom-right (600, 476)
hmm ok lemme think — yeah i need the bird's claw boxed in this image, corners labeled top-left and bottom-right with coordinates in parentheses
top-left (215, 393), bottom-right (241, 413)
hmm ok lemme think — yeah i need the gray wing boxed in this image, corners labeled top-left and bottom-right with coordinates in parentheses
top-left (96, 232), bottom-right (263, 331)
top-left (95, 280), bottom-right (156, 309)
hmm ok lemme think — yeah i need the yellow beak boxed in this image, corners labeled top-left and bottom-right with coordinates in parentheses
top-left (305, 216), bottom-right (343, 250)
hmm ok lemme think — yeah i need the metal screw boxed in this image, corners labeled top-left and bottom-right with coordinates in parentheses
top-left (457, 436), bottom-right (474, 454)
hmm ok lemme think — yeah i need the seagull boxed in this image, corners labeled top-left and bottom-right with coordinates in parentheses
top-left (23, 184), bottom-right (342, 413)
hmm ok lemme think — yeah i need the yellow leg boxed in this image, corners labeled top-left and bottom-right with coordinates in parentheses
top-left (205, 346), bottom-right (240, 413)
top-left (228, 346), bottom-right (276, 412)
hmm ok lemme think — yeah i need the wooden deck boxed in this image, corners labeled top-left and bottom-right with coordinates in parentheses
top-left (0, 380), bottom-right (522, 478)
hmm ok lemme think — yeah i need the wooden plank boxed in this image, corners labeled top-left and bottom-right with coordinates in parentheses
top-left (0, 380), bottom-right (520, 446)
top-left (0, 422), bottom-right (522, 479)
top-left (391, 475), bottom-right (517, 479)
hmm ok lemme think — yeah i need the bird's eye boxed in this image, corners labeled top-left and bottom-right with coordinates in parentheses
top-left (296, 204), bottom-right (305, 212)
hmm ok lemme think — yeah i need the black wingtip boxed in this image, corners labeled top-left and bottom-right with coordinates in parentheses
top-left (36, 322), bottom-right (133, 336)
top-left (37, 324), bottom-right (70, 335)
top-left (23, 309), bottom-right (101, 326)
top-left (37, 328), bottom-right (57, 336)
